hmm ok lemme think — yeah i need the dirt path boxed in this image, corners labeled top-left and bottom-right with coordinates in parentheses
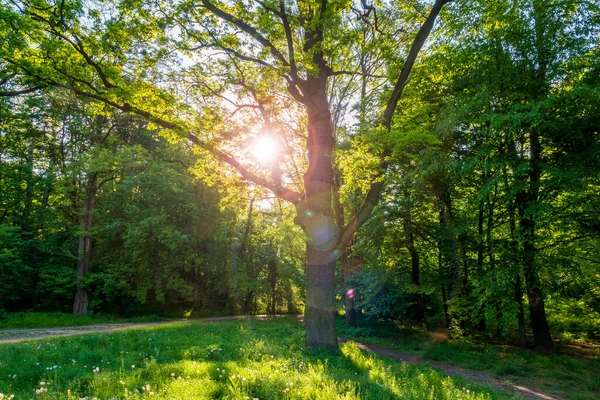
top-left (0, 315), bottom-right (280, 344)
top-left (0, 317), bottom-right (561, 400)
top-left (340, 338), bottom-right (562, 400)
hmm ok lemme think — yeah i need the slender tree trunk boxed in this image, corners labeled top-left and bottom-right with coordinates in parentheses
top-left (333, 165), bottom-right (357, 327)
top-left (21, 141), bottom-right (35, 233)
top-left (515, 129), bottom-right (553, 350)
top-left (441, 284), bottom-right (450, 329)
top-left (268, 257), bottom-right (278, 315)
top-left (476, 199), bottom-right (486, 331)
top-left (73, 172), bottom-right (98, 315)
top-left (36, 172), bottom-right (52, 231)
top-left (224, 226), bottom-right (240, 314)
top-left (242, 291), bottom-right (254, 314)
top-left (438, 203), bottom-right (459, 327)
top-left (507, 185), bottom-right (527, 348)
top-left (438, 234), bottom-right (451, 329)
top-left (486, 193), bottom-right (503, 339)
top-left (236, 198), bottom-right (254, 313)
top-left (439, 191), bottom-right (460, 299)
top-left (515, 274), bottom-right (527, 348)
top-left (403, 195), bottom-right (424, 331)
top-left (342, 253), bottom-right (356, 327)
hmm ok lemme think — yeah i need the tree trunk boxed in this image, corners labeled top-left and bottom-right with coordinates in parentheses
top-left (515, 275), bottom-right (527, 348)
top-left (403, 196), bottom-right (424, 331)
top-left (438, 192), bottom-right (460, 299)
top-left (516, 129), bottom-right (553, 350)
top-left (333, 165), bottom-right (357, 327)
top-left (268, 257), bottom-right (278, 315)
top-left (476, 199), bottom-right (486, 331)
top-left (73, 172), bottom-right (98, 315)
top-left (21, 141), bottom-right (35, 233)
top-left (235, 198), bottom-right (254, 313)
top-left (224, 226), bottom-right (240, 314)
top-left (486, 192), bottom-right (503, 339)
top-left (507, 185), bottom-right (527, 348)
top-left (242, 291), bottom-right (254, 314)
top-left (305, 247), bottom-right (338, 350)
top-left (438, 204), bottom-right (459, 327)
top-left (298, 73), bottom-right (339, 350)
top-left (441, 284), bottom-right (450, 329)
top-left (342, 254), bottom-right (356, 327)
top-left (36, 172), bottom-right (52, 231)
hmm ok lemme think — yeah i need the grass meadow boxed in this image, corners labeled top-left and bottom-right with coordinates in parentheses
top-left (0, 317), bottom-right (516, 400)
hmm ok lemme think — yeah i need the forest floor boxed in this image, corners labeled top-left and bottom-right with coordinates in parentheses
top-left (0, 316), bottom-right (571, 400)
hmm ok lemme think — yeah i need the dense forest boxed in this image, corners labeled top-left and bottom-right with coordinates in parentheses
top-left (1, 0), bottom-right (599, 353)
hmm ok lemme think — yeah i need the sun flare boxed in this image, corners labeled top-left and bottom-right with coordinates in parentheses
top-left (252, 135), bottom-right (279, 164)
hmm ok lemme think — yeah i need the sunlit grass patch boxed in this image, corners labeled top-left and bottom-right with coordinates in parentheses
top-left (0, 318), bottom-right (516, 399)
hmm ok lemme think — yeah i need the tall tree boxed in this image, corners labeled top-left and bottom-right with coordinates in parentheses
top-left (1, 0), bottom-right (452, 348)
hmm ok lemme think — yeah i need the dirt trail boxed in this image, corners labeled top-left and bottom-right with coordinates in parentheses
top-left (339, 338), bottom-right (562, 400)
top-left (0, 315), bottom-right (280, 344)
top-left (0, 317), bottom-right (562, 400)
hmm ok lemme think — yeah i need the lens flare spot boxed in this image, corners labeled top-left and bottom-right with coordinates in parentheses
top-left (252, 135), bottom-right (278, 164)
top-left (304, 214), bottom-right (339, 251)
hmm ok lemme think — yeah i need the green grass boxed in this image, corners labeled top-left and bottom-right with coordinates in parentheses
top-left (338, 320), bottom-right (600, 400)
top-left (0, 318), bottom-right (516, 399)
top-left (0, 312), bottom-right (166, 330)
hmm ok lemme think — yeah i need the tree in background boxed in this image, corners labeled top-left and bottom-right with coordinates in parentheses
top-left (344, 0), bottom-right (600, 349)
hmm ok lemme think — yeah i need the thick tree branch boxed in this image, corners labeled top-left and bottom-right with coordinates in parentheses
top-left (337, 0), bottom-right (452, 248)
top-left (0, 73), bottom-right (16, 86)
top-left (279, 0), bottom-right (298, 79)
top-left (201, 0), bottom-right (290, 68)
top-left (96, 175), bottom-right (117, 189)
top-left (337, 178), bottom-right (385, 250)
top-left (383, 0), bottom-right (451, 128)
top-left (51, 83), bottom-right (304, 204)
top-left (0, 85), bottom-right (45, 96)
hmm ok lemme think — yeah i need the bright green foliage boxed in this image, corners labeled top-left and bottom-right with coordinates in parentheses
top-left (341, 0), bottom-right (600, 344)
top-left (0, 89), bottom-right (305, 315)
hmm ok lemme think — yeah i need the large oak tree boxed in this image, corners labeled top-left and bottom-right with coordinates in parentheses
top-left (1, 0), bottom-right (452, 349)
